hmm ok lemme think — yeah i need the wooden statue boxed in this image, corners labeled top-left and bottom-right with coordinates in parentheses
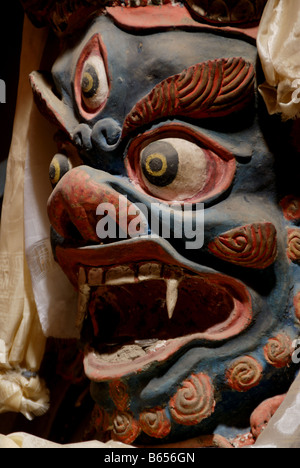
top-left (14, 0), bottom-right (300, 447)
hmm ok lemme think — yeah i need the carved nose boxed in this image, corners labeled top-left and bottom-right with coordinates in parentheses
top-left (47, 166), bottom-right (147, 243)
top-left (91, 118), bottom-right (122, 152)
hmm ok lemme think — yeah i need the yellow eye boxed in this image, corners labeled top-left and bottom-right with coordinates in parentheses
top-left (140, 138), bottom-right (207, 201)
top-left (81, 66), bottom-right (99, 98)
top-left (144, 153), bottom-right (168, 178)
top-left (141, 141), bottom-right (179, 189)
top-left (49, 154), bottom-right (71, 187)
top-left (80, 55), bottom-right (109, 112)
top-left (125, 125), bottom-right (237, 204)
top-left (82, 72), bottom-right (93, 93)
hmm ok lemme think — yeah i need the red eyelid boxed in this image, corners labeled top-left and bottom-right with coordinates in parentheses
top-left (74, 34), bottom-right (110, 119)
top-left (125, 123), bottom-right (236, 205)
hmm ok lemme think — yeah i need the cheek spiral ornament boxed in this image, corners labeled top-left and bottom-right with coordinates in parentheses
top-left (263, 334), bottom-right (293, 369)
top-left (169, 373), bottom-right (215, 426)
top-left (111, 411), bottom-right (141, 444)
top-left (109, 380), bottom-right (130, 411)
top-left (226, 356), bottom-right (263, 392)
top-left (287, 228), bottom-right (300, 263)
top-left (139, 408), bottom-right (171, 439)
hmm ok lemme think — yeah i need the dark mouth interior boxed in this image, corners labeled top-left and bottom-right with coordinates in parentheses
top-left (81, 276), bottom-right (235, 354)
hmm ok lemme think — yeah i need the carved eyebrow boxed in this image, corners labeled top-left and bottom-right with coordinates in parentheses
top-left (122, 57), bottom-right (255, 137)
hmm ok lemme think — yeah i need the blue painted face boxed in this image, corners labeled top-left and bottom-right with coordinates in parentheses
top-left (32, 13), bottom-right (300, 444)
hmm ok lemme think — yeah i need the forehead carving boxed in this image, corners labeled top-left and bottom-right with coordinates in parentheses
top-left (30, 22), bottom-right (257, 156)
top-left (122, 57), bottom-right (255, 137)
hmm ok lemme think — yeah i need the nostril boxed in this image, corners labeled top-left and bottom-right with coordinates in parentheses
top-left (91, 118), bottom-right (122, 152)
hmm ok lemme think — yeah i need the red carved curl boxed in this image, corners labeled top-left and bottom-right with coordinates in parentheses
top-left (287, 228), bottom-right (300, 263)
top-left (226, 356), bottom-right (263, 392)
top-left (109, 380), bottom-right (130, 411)
top-left (208, 223), bottom-right (277, 269)
top-left (111, 411), bottom-right (141, 444)
top-left (139, 408), bottom-right (171, 439)
top-left (263, 334), bottom-right (292, 369)
top-left (280, 196), bottom-right (300, 222)
top-left (122, 57), bottom-right (255, 137)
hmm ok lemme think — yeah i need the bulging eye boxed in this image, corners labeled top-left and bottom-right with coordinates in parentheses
top-left (80, 55), bottom-right (109, 112)
top-left (49, 153), bottom-right (71, 187)
top-left (141, 140), bottom-right (178, 187)
top-left (81, 64), bottom-right (99, 99)
top-left (140, 138), bottom-right (208, 201)
top-left (75, 34), bottom-right (109, 119)
top-left (125, 125), bottom-right (236, 205)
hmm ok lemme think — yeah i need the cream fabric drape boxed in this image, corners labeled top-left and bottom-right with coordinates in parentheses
top-left (0, 18), bottom-right (50, 419)
top-left (253, 373), bottom-right (300, 448)
top-left (257, 0), bottom-right (300, 120)
top-left (23, 65), bottom-right (78, 341)
top-left (0, 10), bottom-right (80, 419)
top-left (0, 432), bottom-right (132, 448)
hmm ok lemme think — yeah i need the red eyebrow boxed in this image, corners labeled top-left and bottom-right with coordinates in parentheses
top-left (122, 57), bottom-right (255, 137)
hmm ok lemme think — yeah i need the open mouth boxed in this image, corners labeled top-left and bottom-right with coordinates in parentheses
top-left (55, 237), bottom-right (252, 381)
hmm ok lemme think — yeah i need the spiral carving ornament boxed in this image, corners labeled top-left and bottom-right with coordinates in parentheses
top-left (123, 57), bottom-right (254, 137)
top-left (93, 406), bottom-right (111, 433)
top-left (169, 373), bottom-right (215, 426)
top-left (294, 293), bottom-right (300, 321)
top-left (140, 408), bottom-right (171, 439)
top-left (280, 196), bottom-right (300, 222)
top-left (112, 411), bottom-right (141, 444)
top-left (263, 334), bottom-right (292, 369)
top-left (208, 223), bottom-right (277, 269)
top-left (287, 229), bottom-right (300, 263)
top-left (109, 380), bottom-right (130, 411)
top-left (226, 356), bottom-right (263, 392)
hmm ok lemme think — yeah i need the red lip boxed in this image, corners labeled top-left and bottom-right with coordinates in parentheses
top-left (56, 237), bottom-right (190, 289)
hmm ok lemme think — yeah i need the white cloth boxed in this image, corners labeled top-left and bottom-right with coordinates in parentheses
top-left (0, 432), bottom-right (132, 448)
top-left (257, 0), bottom-right (300, 120)
top-left (24, 105), bottom-right (78, 339)
top-left (0, 14), bottom-right (78, 421)
top-left (254, 373), bottom-right (300, 448)
top-left (0, 18), bottom-right (50, 419)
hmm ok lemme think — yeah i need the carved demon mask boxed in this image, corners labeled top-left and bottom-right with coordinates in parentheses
top-left (23, 0), bottom-right (300, 446)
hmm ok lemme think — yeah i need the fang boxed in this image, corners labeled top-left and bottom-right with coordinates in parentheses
top-left (166, 278), bottom-right (179, 319)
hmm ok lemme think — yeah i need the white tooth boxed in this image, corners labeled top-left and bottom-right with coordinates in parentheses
top-left (138, 263), bottom-right (162, 282)
top-left (78, 267), bottom-right (86, 287)
top-left (76, 284), bottom-right (91, 329)
top-left (88, 268), bottom-right (104, 286)
top-left (135, 339), bottom-right (158, 347)
top-left (105, 265), bottom-right (135, 286)
top-left (165, 278), bottom-right (179, 319)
